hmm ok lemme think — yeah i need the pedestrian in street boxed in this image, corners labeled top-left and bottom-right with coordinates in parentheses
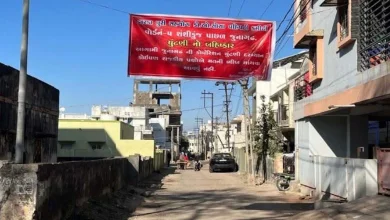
top-left (167, 151), bottom-right (171, 167)
top-left (184, 153), bottom-right (189, 169)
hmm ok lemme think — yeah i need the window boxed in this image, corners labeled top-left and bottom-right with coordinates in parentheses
top-left (59, 141), bottom-right (74, 149)
top-left (237, 122), bottom-right (242, 133)
top-left (88, 142), bottom-right (104, 150)
top-left (359, 0), bottom-right (390, 70)
top-left (338, 4), bottom-right (349, 41)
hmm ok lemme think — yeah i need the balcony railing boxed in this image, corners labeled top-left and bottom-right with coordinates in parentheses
top-left (359, 0), bottom-right (390, 71)
top-left (294, 72), bottom-right (312, 101)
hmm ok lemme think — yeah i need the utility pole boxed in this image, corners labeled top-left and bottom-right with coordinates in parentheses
top-left (195, 117), bottom-right (203, 155)
top-left (15, 0), bottom-right (30, 164)
top-left (216, 81), bottom-right (235, 154)
top-left (201, 128), bottom-right (205, 159)
top-left (201, 90), bottom-right (214, 155)
top-left (214, 117), bottom-right (219, 153)
top-left (239, 78), bottom-right (255, 184)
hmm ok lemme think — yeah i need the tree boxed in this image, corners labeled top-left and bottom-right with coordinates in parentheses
top-left (252, 95), bottom-right (283, 182)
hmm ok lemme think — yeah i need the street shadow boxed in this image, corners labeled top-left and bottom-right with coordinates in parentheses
top-left (238, 202), bottom-right (315, 211)
top-left (68, 166), bottom-right (177, 220)
top-left (69, 165), bottom-right (314, 220)
top-left (129, 186), bottom-right (314, 219)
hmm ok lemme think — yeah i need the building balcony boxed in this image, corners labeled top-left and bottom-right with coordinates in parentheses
top-left (294, 72), bottom-right (312, 102)
top-left (293, 0), bottom-right (324, 49)
top-left (294, 29), bottom-right (324, 49)
top-left (276, 104), bottom-right (290, 128)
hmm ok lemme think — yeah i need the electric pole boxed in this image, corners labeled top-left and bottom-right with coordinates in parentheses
top-left (239, 78), bottom-right (255, 184)
top-left (216, 81), bottom-right (235, 154)
top-left (195, 117), bottom-right (203, 156)
top-left (214, 117), bottom-right (219, 153)
top-left (201, 90), bottom-right (214, 155)
top-left (15, 0), bottom-right (30, 163)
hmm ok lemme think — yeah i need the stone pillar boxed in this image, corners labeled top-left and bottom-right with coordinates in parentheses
top-left (133, 81), bottom-right (139, 103)
top-left (177, 127), bottom-right (180, 154)
top-left (178, 82), bottom-right (181, 108)
top-left (170, 127), bottom-right (174, 162)
top-left (149, 81), bottom-right (153, 103)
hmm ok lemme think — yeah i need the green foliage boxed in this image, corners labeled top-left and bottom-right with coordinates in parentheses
top-left (252, 95), bottom-right (283, 158)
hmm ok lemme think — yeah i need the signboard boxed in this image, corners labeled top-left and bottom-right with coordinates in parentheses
top-left (128, 14), bottom-right (275, 80)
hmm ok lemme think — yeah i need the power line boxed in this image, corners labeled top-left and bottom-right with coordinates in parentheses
top-left (259, 0), bottom-right (276, 19)
top-left (277, 4), bottom-right (341, 46)
top-left (275, 7), bottom-right (337, 56)
top-left (276, 0), bottom-right (295, 31)
top-left (276, 0), bottom-right (311, 45)
top-left (237, 0), bottom-right (247, 17)
top-left (275, 31), bottom-right (294, 57)
top-left (77, 0), bottom-right (129, 14)
top-left (228, 0), bottom-right (234, 16)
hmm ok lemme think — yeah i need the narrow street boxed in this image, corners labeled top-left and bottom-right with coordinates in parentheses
top-left (129, 164), bottom-right (314, 220)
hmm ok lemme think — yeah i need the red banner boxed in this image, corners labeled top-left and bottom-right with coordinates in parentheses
top-left (128, 14), bottom-right (275, 80)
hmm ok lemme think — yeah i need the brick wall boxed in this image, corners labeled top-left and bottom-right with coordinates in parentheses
top-left (0, 156), bottom-right (158, 220)
top-left (0, 63), bottom-right (59, 163)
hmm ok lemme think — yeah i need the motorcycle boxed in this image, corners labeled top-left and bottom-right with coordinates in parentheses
top-left (274, 173), bottom-right (295, 191)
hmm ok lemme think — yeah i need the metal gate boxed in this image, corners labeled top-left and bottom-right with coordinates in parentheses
top-left (377, 148), bottom-right (390, 195)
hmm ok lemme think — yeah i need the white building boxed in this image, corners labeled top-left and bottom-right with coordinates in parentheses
top-left (91, 105), bottom-right (152, 140)
top-left (149, 117), bottom-right (168, 149)
top-left (185, 131), bottom-right (198, 153)
top-left (59, 113), bottom-right (91, 120)
top-left (249, 52), bottom-right (307, 121)
top-left (231, 115), bottom-right (246, 150)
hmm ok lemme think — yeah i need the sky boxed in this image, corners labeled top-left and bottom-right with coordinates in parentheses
top-left (1, 0), bottom-right (296, 131)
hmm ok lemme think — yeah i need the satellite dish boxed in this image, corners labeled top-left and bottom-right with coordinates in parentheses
top-left (59, 107), bottom-right (65, 113)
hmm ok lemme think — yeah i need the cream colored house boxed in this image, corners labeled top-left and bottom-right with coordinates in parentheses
top-left (57, 119), bottom-right (155, 161)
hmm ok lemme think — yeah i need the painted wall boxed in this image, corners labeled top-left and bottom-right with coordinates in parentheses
top-left (310, 117), bottom-right (348, 157)
top-left (296, 116), bottom-right (373, 199)
top-left (57, 120), bottom-right (155, 159)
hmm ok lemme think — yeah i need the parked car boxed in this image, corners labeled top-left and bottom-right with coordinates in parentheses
top-left (209, 153), bottom-right (237, 172)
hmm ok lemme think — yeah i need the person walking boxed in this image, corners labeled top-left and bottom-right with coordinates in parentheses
top-left (184, 153), bottom-right (189, 169)
top-left (167, 150), bottom-right (172, 167)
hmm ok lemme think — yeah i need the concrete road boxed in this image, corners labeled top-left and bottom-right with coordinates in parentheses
top-left (129, 164), bottom-right (313, 220)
